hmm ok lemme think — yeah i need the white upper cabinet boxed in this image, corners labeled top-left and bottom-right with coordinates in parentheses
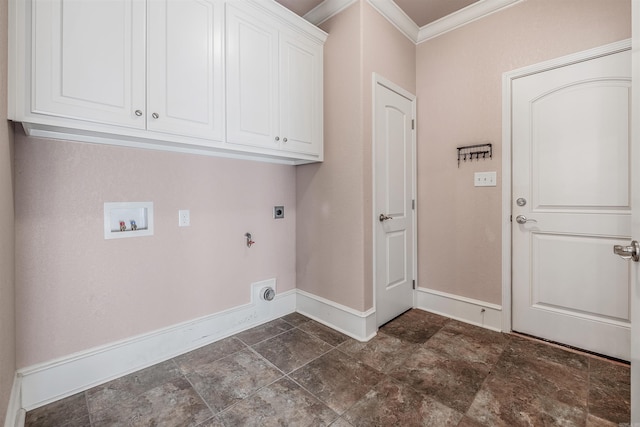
top-left (10, 0), bottom-right (326, 164)
top-left (147, 0), bottom-right (224, 141)
top-left (226, 3), bottom-right (279, 149)
top-left (31, 0), bottom-right (224, 141)
top-left (32, 0), bottom-right (146, 129)
top-left (226, 2), bottom-right (324, 157)
top-left (279, 32), bottom-right (323, 156)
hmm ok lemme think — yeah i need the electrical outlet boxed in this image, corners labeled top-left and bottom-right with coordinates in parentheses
top-left (274, 206), bottom-right (284, 219)
top-left (178, 210), bottom-right (190, 227)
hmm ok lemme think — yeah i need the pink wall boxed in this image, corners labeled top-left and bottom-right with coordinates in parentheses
top-left (0, 0), bottom-right (16, 417)
top-left (296, 1), bottom-right (415, 311)
top-left (416, 0), bottom-right (631, 303)
top-left (14, 135), bottom-right (296, 367)
top-left (297, 3), bottom-right (365, 310)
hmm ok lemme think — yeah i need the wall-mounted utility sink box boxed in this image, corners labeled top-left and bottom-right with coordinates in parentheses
top-left (104, 202), bottom-right (154, 239)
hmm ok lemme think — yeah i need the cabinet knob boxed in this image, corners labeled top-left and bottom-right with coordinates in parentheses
top-left (283, 137), bottom-right (288, 143)
top-left (152, 112), bottom-right (159, 119)
top-left (275, 136), bottom-right (280, 142)
top-left (135, 110), bottom-right (143, 117)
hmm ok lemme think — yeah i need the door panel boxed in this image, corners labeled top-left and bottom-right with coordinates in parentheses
top-left (147, 0), bottom-right (224, 141)
top-left (279, 34), bottom-right (322, 155)
top-left (33, 0), bottom-right (145, 128)
top-left (387, 230), bottom-right (407, 287)
top-left (532, 234), bottom-right (630, 321)
top-left (512, 49), bottom-right (632, 360)
top-left (533, 82), bottom-right (630, 208)
top-left (375, 79), bottom-right (415, 326)
top-left (226, 3), bottom-right (278, 148)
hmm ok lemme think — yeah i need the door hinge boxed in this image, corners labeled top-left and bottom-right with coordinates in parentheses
top-left (411, 119), bottom-right (415, 130)
top-left (412, 279), bottom-right (416, 290)
top-left (412, 199), bottom-right (415, 210)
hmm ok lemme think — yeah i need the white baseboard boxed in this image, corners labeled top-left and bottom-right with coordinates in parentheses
top-left (15, 284), bottom-right (381, 414)
top-left (416, 287), bottom-right (503, 332)
top-left (3, 373), bottom-right (24, 427)
top-left (9, 283), bottom-right (504, 420)
top-left (295, 289), bottom-right (377, 342)
top-left (18, 279), bottom-right (295, 411)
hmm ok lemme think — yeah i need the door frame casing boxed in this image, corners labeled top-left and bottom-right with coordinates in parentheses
top-left (630, 1), bottom-right (639, 420)
top-left (371, 73), bottom-right (418, 325)
top-left (500, 39), bottom-right (632, 333)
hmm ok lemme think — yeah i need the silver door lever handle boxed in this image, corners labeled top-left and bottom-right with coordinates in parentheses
top-left (613, 240), bottom-right (639, 262)
top-left (379, 214), bottom-right (392, 222)
top-left (515, 215), bottom-right (537, 224)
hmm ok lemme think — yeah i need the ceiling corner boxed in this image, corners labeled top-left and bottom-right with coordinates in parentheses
top-left (417, 0), bottom-right (523, 43)
top-left (303, 0), bottom-right (357, 26)
top-left (367, 0), bottom-right (420, 44)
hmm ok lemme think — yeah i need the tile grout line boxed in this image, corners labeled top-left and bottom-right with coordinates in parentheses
top-left (241, 328), bottom-right (350, 421)
top-left (458, 335), bottom-right (511, 424)
top-left (586, 355), bottom-right (592, 422)
top-left (169, 338), bottom-right (257, 425)
top-left (83, 390), bottom-right (93, 427)
top-left (175, 359), bottom-right (218, 423)
top-left (236, 322), bottom-right (297, 347)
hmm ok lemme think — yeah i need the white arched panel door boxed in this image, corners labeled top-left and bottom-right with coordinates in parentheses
top-left (512, 48), bottom-right (632, 360)
top-left (374, 76), bottom-right (416, 326)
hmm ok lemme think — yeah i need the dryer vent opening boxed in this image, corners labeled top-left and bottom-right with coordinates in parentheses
top-left (261, 287), bottom-right (275, 302)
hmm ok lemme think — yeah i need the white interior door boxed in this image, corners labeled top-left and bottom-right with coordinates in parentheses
top-left (512, 47), bottom-right (632, 361)
top-left (374, 76), bottom-right (416, 327)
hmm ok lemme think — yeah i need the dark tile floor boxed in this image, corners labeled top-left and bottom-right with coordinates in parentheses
top-left (25, 309), bottom-right (631, 426)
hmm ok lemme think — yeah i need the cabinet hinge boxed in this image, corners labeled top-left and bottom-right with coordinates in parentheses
top-left (412, 279), bottom-right (416, 290)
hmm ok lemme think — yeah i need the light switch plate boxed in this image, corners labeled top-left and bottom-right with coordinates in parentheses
top-left (474, 171), bottom-right (497, 187)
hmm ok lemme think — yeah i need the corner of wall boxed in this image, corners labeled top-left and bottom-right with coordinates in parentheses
top-left (3, 374), bottom-right (23, 427)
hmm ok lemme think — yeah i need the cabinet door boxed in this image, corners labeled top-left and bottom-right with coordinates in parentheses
top-left (147, 0), bottom-right (224, 142)
top-left (226, 3), bottom-right (279, 149)
top-left (33, 0), bottom-right (146, 129)
top-left (279, 33), bottom-right (323, 156)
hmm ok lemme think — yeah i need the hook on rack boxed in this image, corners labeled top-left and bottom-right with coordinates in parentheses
top-left (457, 143), bottom-right (492, 167)
top-left (245, 232), bottom-right (255, 248)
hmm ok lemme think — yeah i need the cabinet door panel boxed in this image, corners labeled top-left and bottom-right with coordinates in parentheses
top-left (279, 34), bottom-right (322, 155)
top-left (147, 0), bottom-right (224, 141)
top-left (33, 0), bottom-right (145, 128)
top-left (226, 3), bottom-right (278, 149)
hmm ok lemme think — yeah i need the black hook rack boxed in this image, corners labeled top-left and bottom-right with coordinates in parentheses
top-left (457, 143), bottom-right (492, 167)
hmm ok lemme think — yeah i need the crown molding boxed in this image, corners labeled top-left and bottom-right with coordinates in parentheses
top-left (367, 0), bottom-right (419, 43)
top-left (306, 0), bottom-right (523, 44)
top-left (304, 0), bottom-right (356, 26)
top-left (417, 0), bottom-right (522, 43)
top-left (247, 0), bottom-right (328, 42)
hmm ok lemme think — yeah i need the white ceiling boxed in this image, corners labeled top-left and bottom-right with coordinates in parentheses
top-left (274, 0), bottom-right (480, 27)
